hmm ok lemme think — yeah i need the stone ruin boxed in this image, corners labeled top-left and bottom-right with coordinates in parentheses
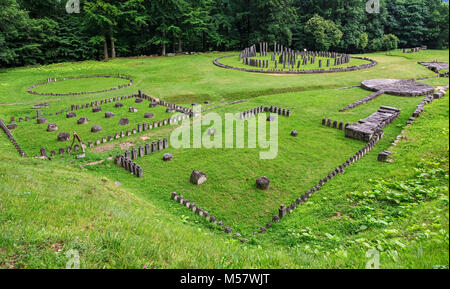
top-left (256, 176), bottom-right (270, 190)
top-left (339, 91), bottom-right (385, 112)
top-left (240, 105), bottom-right (291, 120)
top-left (190, 170), bottom-right (207, 185)
top-left (322, 118), bottom-right (348, 131)
top-left (238, 43), bottom-right (351, 71)
top-left (345, 106), bottom-right (401, 142)
top-left (403, 46), bottom-right (427, 53)
top-left (361, 79), bottom-right (434, 97)
top-left (0, 119), bottom-right (27, 157)
top-left (170, 192), bottom-right (245, 241)
top-left (418, 61), bottom-right (449, 74)
top-left (114, 155), bottom-right (143, 178)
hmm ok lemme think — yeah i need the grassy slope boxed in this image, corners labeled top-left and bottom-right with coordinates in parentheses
top-left (0, 49), bottom-right (448, 268)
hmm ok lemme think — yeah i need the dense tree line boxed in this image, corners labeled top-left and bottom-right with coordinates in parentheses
top-left (1, 0), bottom-right (448, 67)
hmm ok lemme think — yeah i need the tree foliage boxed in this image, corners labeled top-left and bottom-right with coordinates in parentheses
top-left (1, 0), bottom-right (448, 67)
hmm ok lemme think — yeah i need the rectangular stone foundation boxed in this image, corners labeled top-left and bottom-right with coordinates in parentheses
top-left (345, 106), bottom-right (400, 142)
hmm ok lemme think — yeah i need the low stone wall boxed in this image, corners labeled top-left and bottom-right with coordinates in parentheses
top-left (27, 74), bottom-right (134, 96)
top-left (112, 137), bottom-right (170, 178)
top-left (321, 118), bottom-right (348, 131)
top-left (170, 192), bottom-right (244, 241)
top-left (122, 138), bottom-right (169, 160)
top-left (0, 119), bottom-right (27, 157)
top-left (339, 90), bottom-right (385, 112)
top-left (213, 54), bottom-right (378, 74)
top-left (114, 155), bottom-right (143, 178)
top-left (240, 105), bottom-right (291, 119)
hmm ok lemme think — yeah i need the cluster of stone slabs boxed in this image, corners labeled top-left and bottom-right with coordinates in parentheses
top-left (345, 106), bottom-right (401, 142)
top-left (418, 61), bottom-right (449, 73)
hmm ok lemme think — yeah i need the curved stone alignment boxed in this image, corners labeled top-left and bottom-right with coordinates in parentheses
top-left (214, 43), bottom-right (377, 74)
top-left (214, 54), bottom-right (377, 74)
top-left (27, 74), bottom-right (133, 96)
top-left (361, 79), bottom-right (434, 97)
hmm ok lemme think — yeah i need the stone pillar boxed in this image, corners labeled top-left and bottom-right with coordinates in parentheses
top-left (279, 205), bottom-right (287, 219)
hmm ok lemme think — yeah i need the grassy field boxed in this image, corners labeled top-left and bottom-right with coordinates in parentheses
top-left (0, 49), bottom-right (448, 269)
top-left (31, 76), bottom-right (131, 94)
top-left (11, 98), bottom-right (171, 155)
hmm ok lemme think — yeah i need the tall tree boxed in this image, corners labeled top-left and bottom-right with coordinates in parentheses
top-left (304, 14), bottom-right (343, 51)
top-left (84, 0), bottom-right (120, 59)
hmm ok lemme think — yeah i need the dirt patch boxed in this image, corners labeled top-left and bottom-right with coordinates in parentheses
top-left (0, 256), bottom-right (17, 269)
top-left (119, 142), bottom-right (134, 150)
top-left (332, 212), bottom-right (342, 219)
top-left (141, 136), bottom-right (150, 141)
top-left (51, 242), bottom-right (64, 253)
top-left (92, 143), bottom-right (115, 153)
top-left (85, 160), bottom-right (105, 166)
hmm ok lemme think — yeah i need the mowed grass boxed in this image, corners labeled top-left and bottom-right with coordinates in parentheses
top-left (0, 49), bottom-right (449, 268)
top-left (31, 77), bottom-right (131, 94)
top-left (219, 54), bottom-right (370, 71)
top-left (84, 87), bottom-right (426, 234)
top-left (11, 98), bottom-right (171, 155)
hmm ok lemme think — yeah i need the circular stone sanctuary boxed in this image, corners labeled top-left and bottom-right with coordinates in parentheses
top-left (214, 42), bottom-right (377, 74)
top-left (361, 79), bottom-right (435, 96)
top-left (27, 74), bottom-right (133, 96)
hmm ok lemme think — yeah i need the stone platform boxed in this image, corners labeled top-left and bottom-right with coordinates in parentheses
top-left (418, 61), bottom-right (449, 73)
top-left (345, 106), bottom-right (401, 142)
top-left (361, 79), bottom-right (434, 97)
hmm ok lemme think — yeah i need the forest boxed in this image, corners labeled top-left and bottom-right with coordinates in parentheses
top-left (0, 0), bottom-right (449, 67)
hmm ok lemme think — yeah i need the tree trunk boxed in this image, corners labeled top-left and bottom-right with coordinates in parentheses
top-left (178, 36), bottom-right (182, 53)
top-left (103, 33), bottom-right (109, 60)
top-left (202, 31), bottom-right (206, 52)
top-left (110, 26), bottom-right (116, 58)
top-left (162, 31), bottom-right (166, 56)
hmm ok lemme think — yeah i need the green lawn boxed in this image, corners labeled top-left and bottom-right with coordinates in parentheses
top-left (31, 76), bottom-right (131, 94)
top-left (11, 98), bottom-right (172, 155)
top-left (0, 49), bottom-right (448, 269)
